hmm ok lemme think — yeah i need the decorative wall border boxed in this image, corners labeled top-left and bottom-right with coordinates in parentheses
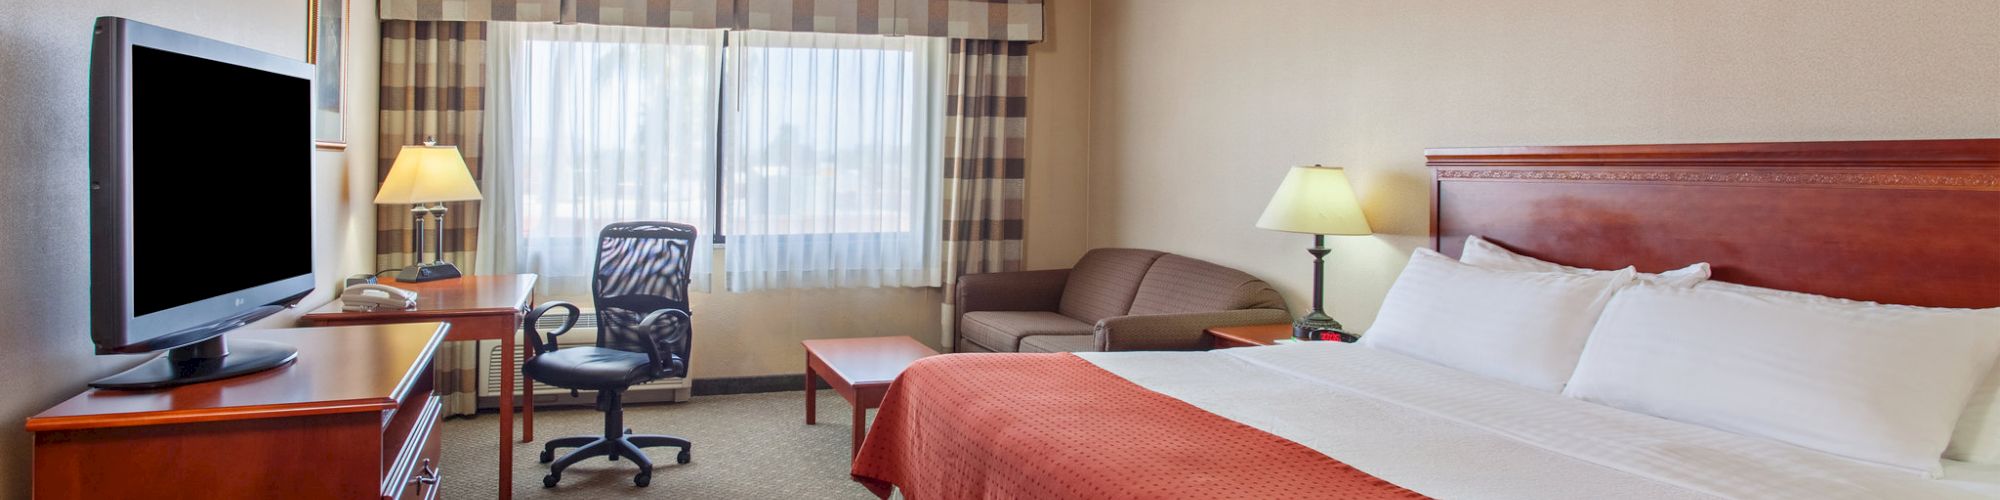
top-left (1432, 167), bottom-right (2000, 190)
top-left (1427, 139), bottom-right (2000, 191)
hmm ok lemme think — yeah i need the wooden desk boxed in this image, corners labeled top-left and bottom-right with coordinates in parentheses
top-left (802, 336), bottom-right (938, 455)
top-left (1204, 323), bottom-right (1295, 349)
top-left (28, 323), bottom-right (448, 499)
top-left (303, 274), bottom-right (537, 500)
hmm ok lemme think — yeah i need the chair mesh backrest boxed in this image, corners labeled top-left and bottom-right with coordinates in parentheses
top-left (592, 221), bottom-right (697, 379)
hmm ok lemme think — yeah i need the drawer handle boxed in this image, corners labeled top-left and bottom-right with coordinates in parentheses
top-left (411, 458), bottom-right (439, 486)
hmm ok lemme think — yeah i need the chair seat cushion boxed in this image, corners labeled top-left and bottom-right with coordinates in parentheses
top-left (1019, 334), bottom-right (1099, 353)
top-left (961, 311), bottom-right (1095, 352)
top-left (524, 346), bottom-right (662, 391)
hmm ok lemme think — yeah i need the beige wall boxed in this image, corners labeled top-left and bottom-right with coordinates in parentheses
top-left (0, 0), bottom-right (378, 496)
top-left (1089, 0), bottom-right (2000, 332)
top-left (1025, 0), bottom-right (1094, 270)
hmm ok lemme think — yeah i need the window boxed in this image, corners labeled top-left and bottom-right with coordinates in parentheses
top-left (483, 24), bottom-right (945, 295)
top-left (721, 31), bottom-right (946, 291)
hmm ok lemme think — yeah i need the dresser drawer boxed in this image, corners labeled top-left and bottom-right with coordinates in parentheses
top-left (381, 395), bottom-right (443, 500)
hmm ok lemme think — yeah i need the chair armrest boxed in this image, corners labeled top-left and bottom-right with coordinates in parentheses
top-left (1094, 309), bottom-right (1293, 352)
top-left (636, 308), bottom-right (692, 376)
top-left (954, 269), bottom-right (1072, 314)
top-left (524, 301), bottom-right (582, 355)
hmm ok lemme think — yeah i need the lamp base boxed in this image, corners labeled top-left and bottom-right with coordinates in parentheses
top-left (1292, 314), bottom-right (1355, 343)
top-left (396, 261), bottom-right (463, 283)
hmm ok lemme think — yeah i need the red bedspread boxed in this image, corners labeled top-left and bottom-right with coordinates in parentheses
top-left (851, 353), bottom-right (1427, 499)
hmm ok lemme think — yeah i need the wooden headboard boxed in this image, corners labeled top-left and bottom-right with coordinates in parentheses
top-left (1427, 139), bottom-right (2000, 309)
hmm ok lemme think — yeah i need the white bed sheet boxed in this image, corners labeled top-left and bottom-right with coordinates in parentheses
top-left (1078, 342), bottom-right (1994, 500)
top-left (1944, 461), bottom-right (2000, 497)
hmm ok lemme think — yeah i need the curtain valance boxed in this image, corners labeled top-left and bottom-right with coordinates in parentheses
top-left (380, 0), bottom-right (1044, 41)
top-left (382, 0), bottom-right (563, 22)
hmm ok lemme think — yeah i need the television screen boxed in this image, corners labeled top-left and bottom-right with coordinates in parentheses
top-left (91, 17), bottom-right (317, 357)
top-left (129, 46), bottom-right (312, 316)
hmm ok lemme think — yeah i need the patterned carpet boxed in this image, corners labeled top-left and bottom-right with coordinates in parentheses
top-left (441, 389), bottom-right (885, 499)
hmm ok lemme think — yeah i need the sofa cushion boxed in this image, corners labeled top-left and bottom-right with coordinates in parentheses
top-left (1058, 248), bottom-right (1168, 323)
top-left (1129, 255), bottom-right (1287, 316)
top-left (961, 311), bottom-right (1095, 352)
top-left (1020, 334), bottom-right (1100, 353)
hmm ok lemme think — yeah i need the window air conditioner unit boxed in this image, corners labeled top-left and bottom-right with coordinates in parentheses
top-left (477, 310), bottom-right (692, 409)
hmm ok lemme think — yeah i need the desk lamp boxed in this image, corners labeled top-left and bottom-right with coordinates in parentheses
top-left (375, 137), bottom-right (482, 282)
top-left (1256, 165), bottom-right (1373, 341)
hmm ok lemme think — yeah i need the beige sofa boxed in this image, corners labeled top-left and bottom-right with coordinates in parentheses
top-left (953, 248), bottom-right (1291, 353)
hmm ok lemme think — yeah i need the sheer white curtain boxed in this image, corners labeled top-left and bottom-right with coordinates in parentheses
top-left (723, 31), bottom-right (947, 292)
top-left (481, 22), bottom-right (723, 296)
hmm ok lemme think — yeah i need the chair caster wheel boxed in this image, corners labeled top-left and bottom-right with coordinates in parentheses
top-left (634, 472), bottom-right (651, 487)
top-left (539, 449), bottom-right (554, 464)
top-left (543, 474), bottom-right (560, 488)
top-left (677, 448), bottom-right (691, 464)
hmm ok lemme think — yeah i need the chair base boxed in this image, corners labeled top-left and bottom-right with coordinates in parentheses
top-left (538, 390), bottom-right (692, 488)
top-left (540, 432), bottom-right (691, 487)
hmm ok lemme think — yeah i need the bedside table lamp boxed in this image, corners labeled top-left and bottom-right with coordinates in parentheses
top-left (1256, 165), bottom-right (1372, 341)
top-left (375, 138), bottom-right (482, 282)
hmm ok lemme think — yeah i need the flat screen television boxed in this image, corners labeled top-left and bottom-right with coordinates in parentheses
top-left (88, 17), bottom-right (317, 389)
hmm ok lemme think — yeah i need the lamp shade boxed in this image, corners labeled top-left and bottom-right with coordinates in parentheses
top-left (1256, 165), bottom-right (1372, 236)
top-left (373, 143), bottom-right (482, 205)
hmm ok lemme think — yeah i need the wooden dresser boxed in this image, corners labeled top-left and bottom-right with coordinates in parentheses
top-left (26, 323), bottom-right (449, 500)
top-left (302, 274), bottom-right (538, 500)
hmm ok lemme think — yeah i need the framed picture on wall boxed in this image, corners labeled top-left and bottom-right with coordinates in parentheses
top-left (308, 0), bottom-right (348, 150)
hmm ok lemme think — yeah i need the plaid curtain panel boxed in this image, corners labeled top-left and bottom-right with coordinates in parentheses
top-left (379, 20), bottom-right (486, 274)
top-left (942, 39), bottom-right (1029, 284)
top-left (385, 0), bottom-right (1043, 41)
top-left (379, 20), bottom-right (489, 416)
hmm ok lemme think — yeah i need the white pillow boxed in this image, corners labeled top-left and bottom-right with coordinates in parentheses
top-left (1359, 248), bottom-right (1634, 392)
top-left (1461, 235), bottom-right (1711, 288)
top-left (1948, 359), bottom-right (2000, 464)
top-left (1564, 281), bottom-right (2000, 477)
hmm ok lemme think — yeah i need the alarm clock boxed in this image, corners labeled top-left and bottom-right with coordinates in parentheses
top-left (1294, 325), bottom-right (1357, 343)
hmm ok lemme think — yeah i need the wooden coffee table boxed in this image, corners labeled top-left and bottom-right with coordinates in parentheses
top-left (802, 336), bottom-right (938, 455)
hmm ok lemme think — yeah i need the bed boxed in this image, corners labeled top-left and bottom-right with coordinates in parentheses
top-left (851, 139), bottom-right (2000, 499)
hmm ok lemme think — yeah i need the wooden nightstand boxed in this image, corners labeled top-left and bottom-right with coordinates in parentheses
top-left (1204, 324), bottom-right (1296, 349)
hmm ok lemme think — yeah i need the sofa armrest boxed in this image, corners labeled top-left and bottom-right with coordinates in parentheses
top-left (954, 269), bottom-right (1072, 315)
top-left (1094, 309), bottom-right (1292, 352)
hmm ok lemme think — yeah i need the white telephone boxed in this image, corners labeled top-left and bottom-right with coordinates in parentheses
top-left (341, 283), bottom-right (419, 311)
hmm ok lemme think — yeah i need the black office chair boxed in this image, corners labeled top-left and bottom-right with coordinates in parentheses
top-left (523, 221), bottom-right (697, 488)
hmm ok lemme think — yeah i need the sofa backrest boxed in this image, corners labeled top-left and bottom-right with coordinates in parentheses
top-left (1128, 254), bottom-right (1287, 316)
top-left (1058, 248), bottom-right (1167, 323)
